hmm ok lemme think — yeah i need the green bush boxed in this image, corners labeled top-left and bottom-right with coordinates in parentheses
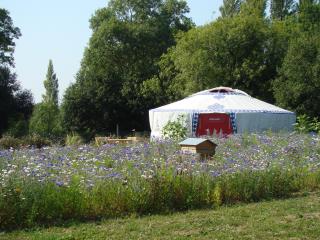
top-left (65, 132), bottom-right (84, 146)
top-left (295, 114), bottom-right (320, 134)
top-left (22, 134), bottom-right (51, 148)
top-left (0, 134), bottom-right (51, 149)
top-left (5, 119), bottom-right (29, 138)
top-left (162, 115), bottom-right (188, 141)
top-left (0, 135), bottom-right (21, 149)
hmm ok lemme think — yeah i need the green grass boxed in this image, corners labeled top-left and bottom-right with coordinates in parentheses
top-left (1, 192), bottom-right (320, 240)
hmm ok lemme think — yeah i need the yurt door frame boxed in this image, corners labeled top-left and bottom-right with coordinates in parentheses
top-left (196, 113), bottom-right (232, 136)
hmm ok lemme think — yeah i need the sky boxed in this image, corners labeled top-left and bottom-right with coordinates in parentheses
top-left (1, 0), bottom-right (224, 103)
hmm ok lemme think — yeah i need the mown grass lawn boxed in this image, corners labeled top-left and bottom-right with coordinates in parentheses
top-left (1, 192), bottom-right (320, 240)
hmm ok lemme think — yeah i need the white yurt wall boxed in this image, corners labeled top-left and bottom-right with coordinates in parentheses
top-left (235, 112), bottom-right (296, 133)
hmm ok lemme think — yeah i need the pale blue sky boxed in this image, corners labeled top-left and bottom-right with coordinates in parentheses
top-left (2, 0), bottom-right (223, 103)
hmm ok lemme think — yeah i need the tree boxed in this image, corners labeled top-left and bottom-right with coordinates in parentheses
top-left (0, 8), bottom-right (21, 67)
top-left (29, 102), bottom-right (62, 137)
top-left (141, 47), bottom-right (184, 105)
top-left (240, 0), bottom-right (267, 17)
top-left (0, 8), bottom-right (33, 136)
top-left (61, 81), bottom-right (99, 138)
top-left (29, 60), bottom-right (62, 137)
top-left (298, 0), bottom-right (320, 31)
top-left (273, 1), bottom-right (320, 117)
top-left (62, 0), bottom-right (193, 136)
top-left (43, 60), bottom-right (59, 106)
top-left (273, 34), bottom-right (320, 117)
top-left (219, 0), bottom-right (243, 18)
top-left (0, 67), bottom-right (17, 134)
top-left (270, 0), bottom-right (296, 20)
top-left (156, 11), bottom-right (281, 102)
top-left (0, 66), bottom-right (34, 136)
top-left (5, 89), bottom-right (34, 137)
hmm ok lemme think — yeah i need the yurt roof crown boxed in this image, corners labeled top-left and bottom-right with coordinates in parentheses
top-left (190, 87), bottom-right (249, 96)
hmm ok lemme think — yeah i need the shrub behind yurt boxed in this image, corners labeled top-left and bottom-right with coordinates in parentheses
top-left (149, 87), bottom-right (296, 139)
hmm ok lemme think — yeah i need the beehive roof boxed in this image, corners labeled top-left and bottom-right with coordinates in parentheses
top-left (179, 138), bottom-right (216, 146)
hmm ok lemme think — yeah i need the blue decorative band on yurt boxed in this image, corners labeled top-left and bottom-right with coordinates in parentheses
top-left (192, 113), bottom-right (199, 136)
top-left (230, 112), bottom-right (237, 133)
top-left (196, 92), bottom-right (245, 96)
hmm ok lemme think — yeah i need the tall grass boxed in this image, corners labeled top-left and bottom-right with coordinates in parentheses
top-left (0, 133), bottom-right (320, 230)
top-left (1, 168), bottom-right (319, 230)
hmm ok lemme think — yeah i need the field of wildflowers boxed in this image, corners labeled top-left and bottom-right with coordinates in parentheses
top-left (0, 133), bottom-right (320, 230)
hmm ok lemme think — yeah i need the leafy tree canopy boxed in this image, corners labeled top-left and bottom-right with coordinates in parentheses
top-left (0, 8), bottom-right (21, 67)
top-left (273, 1), bottom-right (320, 117)
top-left (219, 0), bottom-right (243, 18)
top-left (154, 11), bottom-right (282, 102)
top-left (240, 0), bottom-right (267, 17)
top-left (273, 33), bottom-right (320, 117)
top-left (62, 0), bottom-right (193, 136)
top-left (0, 8), bottom-right (33, 136)
top-left (270, 0), bottom-right (296, 20)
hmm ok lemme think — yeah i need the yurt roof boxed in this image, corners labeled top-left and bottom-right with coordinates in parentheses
top-left (150, 87), bottom-right (294, 114)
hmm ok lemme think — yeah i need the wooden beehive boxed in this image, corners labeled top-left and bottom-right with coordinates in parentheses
top-left (179, 138), bottom-right (217, 160)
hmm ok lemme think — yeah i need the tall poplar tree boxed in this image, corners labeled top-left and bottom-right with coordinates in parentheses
top-left (29, 60), bottom-right (62, 137)
top-left (219, 0), bottom-right (243, 17)
top-left (270, 0), bottom-right (295, 20)
top-left (43, 59), bottom-right (59, 106)
top-left (241, 0), bottom-right (267, 16)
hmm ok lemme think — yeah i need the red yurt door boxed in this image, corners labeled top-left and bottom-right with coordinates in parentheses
top-left (196, 113), bottom-right (232, 136)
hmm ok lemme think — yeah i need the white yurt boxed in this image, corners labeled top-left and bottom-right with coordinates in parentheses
top-left (149, 87), bottom-right (296, 138)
